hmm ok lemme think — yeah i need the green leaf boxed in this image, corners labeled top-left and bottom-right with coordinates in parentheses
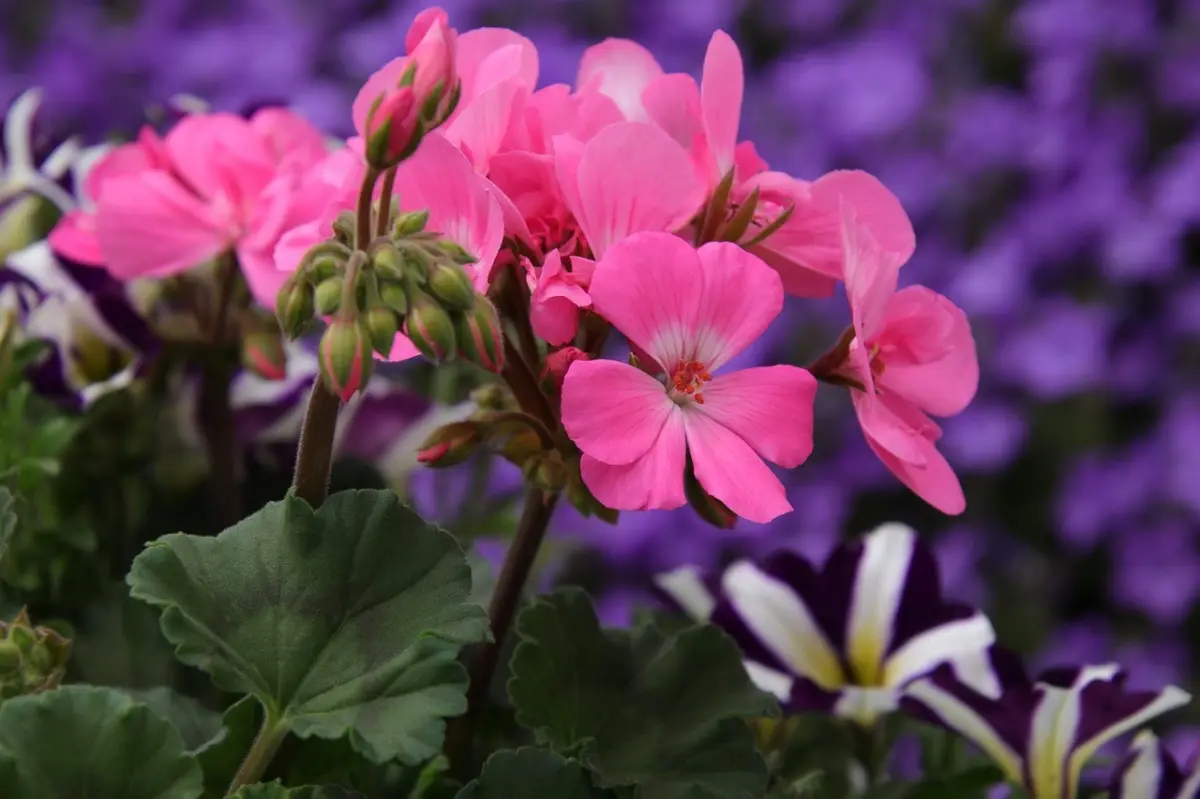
top-left (196, 696), bottom-right (261, 799)
top-left (0, 487), bottom-right (14, 567)
top-left (509, 588), bottom-right (774, 799)
top-left (125, 686), bottom-right (223, 750)
top-left (0, 684), bottom-right (203, 799)
top-left (230, 782), bottom-right (367, 798)
top-left (457, 748), bottom-right (612, 798)
top-left (128, 489), bottom-right (490, 765)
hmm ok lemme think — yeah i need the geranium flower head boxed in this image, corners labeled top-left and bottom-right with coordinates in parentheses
top-left (656, 522), bottom-right (999, 726)
top-left (905, 654), bottom-right (1191, 799)
top-left (835, 200), bottom-right (978, 514)
top-left (560, 231), bottom-right (816, 523)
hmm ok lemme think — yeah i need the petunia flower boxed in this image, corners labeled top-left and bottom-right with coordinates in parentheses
top-left (560, 231), bottom-right (815, 523)
top-left (904, 653), bottom-right (1191, 799)
top-left (655, 522), bottom-right (999, 726)
top-left (1109, 731), bottom-right (1200, 799)
top-left (830, 200), bottom-right (978, 514)
top-left (0, 88), bottom-right (79, 215)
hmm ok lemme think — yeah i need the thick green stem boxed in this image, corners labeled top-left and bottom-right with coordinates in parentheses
top-left (225, 713), bottom-right (287, 794)
top-left (444, 487), bottom-right (561, 776)
top-left (199, 253), bottom-right (243, 528)
top-left (356, 166), bottom-right (381, 250)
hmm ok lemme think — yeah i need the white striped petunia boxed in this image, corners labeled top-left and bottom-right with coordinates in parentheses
top-left (1109, 731), bottom-right (1200, 799)
top-left (655, 522), bottom-right (1000, 725)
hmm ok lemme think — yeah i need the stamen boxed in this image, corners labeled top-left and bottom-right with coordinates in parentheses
top-left (669, 359), bottom-right (713, 404)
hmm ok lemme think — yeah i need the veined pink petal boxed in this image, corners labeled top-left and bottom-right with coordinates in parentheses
top-left (237, 244), bottom-right (292, 310)
top-left (587, 231), bottom-right (704, 369)
top-left (876, 286), bottom-right (978, 417)
top-left (551, 134), bottom-right (586, 226)
top-left (862, 394), bottom-right (966, 515)
top-left (164, 112), bottom-right (275, 202)
top-left (529, 84), bottom-right (624, 146)
top-left (683, 409), bottom-right (792, 523)
top-left (576, 38), bottom-right (665, 122)
top-left (574, 121), bottom-right (704, 258)
top-left (812, 170), bottom-right (915, 264)
top-left (697, 365), bottom-right (816, 467)
top-left (48, 210), bottom-right (104, 265)
top-left (562, 358), bottom-right (675, 465)
top-left (393, 134), bottom-right (505, 291)
top-left (95, 171), bottom-right (230, 279)
top-left (643, 74), bottom-right (703, 154)
top-left (274, 218), bottom-right (324, 275)
top-left (456, 28), bottom-right (539, 104)
top-left (249, 107), bottom-right (329, 168)
top-left (691, 241), bottom-right (783, 369)
top-left (851, 388), bottom-right (926, 466)
top-left (580, 411), bottom-right (687, 511)
top-left (843, 202), bottom-right (901, 341)
top-left (444, 58), bottom-right (527, 173)
top-left (701, 30), bottom-right (744, 180)
top-left (750, 245), bottom-right (840, 298)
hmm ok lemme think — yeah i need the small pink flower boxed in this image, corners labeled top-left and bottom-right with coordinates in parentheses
top-left (561, 231), bottom-right (817, 524)
top-left (529, 250), bottom-right (592, 345)
top-left (836, 204), bottom-right (978, 515)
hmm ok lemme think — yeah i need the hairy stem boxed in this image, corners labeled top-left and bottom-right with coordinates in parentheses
top-left (444, 487), bottom-right (561, 775)
top-left (356, 166), bottom-right (381, 250)
top-left (225, 713), bottom-right (287, 794)
top-left (375, 166), bottom-right (398, 238)
top-left (199, 254), bottom-right (243, 528)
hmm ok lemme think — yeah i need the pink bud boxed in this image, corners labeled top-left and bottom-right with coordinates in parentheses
top-left (405, 8), bottom-right (458, 126)
top-left (454, 296), bottom-right (504, 373)
top-left (360, 86), bottom-right (420, 169)
top-left (542, 347), bottom-right (590, 392)
top-left (242, 332), bottom-right (287, 381)
top-left (318, 319), bottom-right (375, 402)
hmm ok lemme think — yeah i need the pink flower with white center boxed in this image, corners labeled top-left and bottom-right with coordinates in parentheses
top-left (49, 109), bottom-right (329, 307)
top-left (833, 203), bottom-right (978, 515)
top-left (561, 231), bottom-right (817, 524)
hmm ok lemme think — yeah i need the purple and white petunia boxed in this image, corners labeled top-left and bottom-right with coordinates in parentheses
top-left (1109, 731), bottom-right (1200, 799)
top-left (904, 652), bottom-right (1191, 799)
top-left (0, 88), bottom-right (79, 218)
top-left (655, 522), bottom-right (999, 725)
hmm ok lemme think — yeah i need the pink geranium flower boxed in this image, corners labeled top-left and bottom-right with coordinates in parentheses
top-left (561, 232), bottom-right (817, 523)
top-left (527, 250), bottom-right (593, 346)
top-left (836, 203), bottom-right (978, 515)
top-left (49, 109), bottom-right (329, 307)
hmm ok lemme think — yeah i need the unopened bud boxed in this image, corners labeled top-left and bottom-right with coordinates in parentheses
top-left (306, 254), bottom-right (344, 284)
top-left (364, 306), bottom-right (400, 356)
top-left (242, 331), bottom-right (287, 381)
top-left (363, 88), bottom-right (422, 169)
top-left (406, 290), bottom-right (457, 363)
top-left (436, 238), bottom-right (477, 265)
top-left (393, 209), bottom-right (430, 238)
top-left (401, 243), bottom-right (433, 281)
top-left (685, 467), bottom-right (737, 529)
top-left (314, 277), bottom-right (343, 316)
top-left (372, 242), bottom-right (406, 281)
top-left (275, 273), bottom-right (315, 339)
top-left (0, 641), bottom-right (19, 670)
top-left (523, 451), bottom-right (568, 493)
top-left (379, 282), bottom-right (409, 316)
top-left (470, 383), bottom-right (512, 411)
top-left (332, 211), bottom-right (356, 245)
top-left (542, 347), bottom-right (590, 393)
top-left (318, 319), bottom-right (375, 402)
top-left (454, 296), bottom-right (504, 373)
top-left (427, 260), bottom-right (476, 311)
top-left (417, 420), bottom-right (481, 468)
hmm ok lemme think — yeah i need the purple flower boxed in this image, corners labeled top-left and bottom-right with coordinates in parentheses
top-left (0, 88), bottom-right (79, 216)
top-left (1109, 732), bottom-right (1200, 798)
top-left (905, 652), bottom-right (1190, 799)
top-left (655, 523), bottom-right (998, 726)
top-left (1111, 521), bottom-right (1200, 626)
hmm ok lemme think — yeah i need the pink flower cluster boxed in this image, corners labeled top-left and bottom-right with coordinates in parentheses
top-left (48, 8), bottom-right (979, 524)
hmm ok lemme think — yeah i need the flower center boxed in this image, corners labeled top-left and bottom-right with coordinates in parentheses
top-left (668, 359), bottom-right (712, 405)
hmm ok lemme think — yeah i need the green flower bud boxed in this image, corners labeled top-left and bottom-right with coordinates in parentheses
top-left (306, 254), bottom-right (344, 284)
top-left (314, 277), bottom-right (343, 316)
top-left (241, 330), bottom-right (287, 381)
top-left (417, 421), bottom-right (482, 468)
top-left (406, 290), bottom-right (457, 363)
top-left (275, 273), bottom-right (315, 339)
top-left (523, 451), bottom-right (568, 493)
top-left (454, 296), bottom-right (505, 373)
top-left (393, 209), bottom-right (430, 238)
top-left (364, 306), bottom-right (401, 356)
top-left (0, 641), bottom-right (19, 671)
top-left (318, 319), bottom-right (375, 402)
top-left (372, 242), bottom-right (406, 281)
top-left (427, 260), bottom-right (476, 311)
top-left (332, 210), bottom-right (356, 245)
top-left (436, 238), bottom-right (477, 265)
top-left (379, 282), bottom-right (409, 317)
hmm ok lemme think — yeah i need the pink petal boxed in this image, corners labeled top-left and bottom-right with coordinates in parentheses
top-left (749, 244), bottom-right (840, 298)
top-left (862, 395), bottom-right (966, 515)
top-left (237, 243), bottom-right (292, 309)
top-left (249, 107), bottom-right (329, 168)
top-left (444, 65), bottom-right (526, 173)
top-left (734, 141), bottom-right (769, 180)
top-left (580, 411), bottom-right (687, 511)
top-left (576, 39), bottom-right (664, 122)
top-left (531, 250), bottom-right (591, 345)
top-left (696, 365), bottom-right (816, 468)
top-left (851, 389), bottom-right (927, 467)
top-left (393, 134), bottom-right (505, 290)
top-left (876, 286), bottom-right (979, 417)
top-left (812, 170), bottom-right (915, 264)
top-left (383, 332), bottom-right (421, 363)
top-left (574, 121), bottom-right (704, 258)
top-left (643, 74), bottom-right (703, 154)
top-left (95, 171), bottom-right (230, 279)
top-left (843, 201), bottom-right (901, 341)
top-left (274, 219), bottom-right (324, 275)
top-left (691, 241), bottom-right (783, 369)
top-left (48, 210), bottom-right (104, 265)
top-left (551, 134), bottom-right (586, 226)
top-left (456, 28), bottom-right (539, 103)
top-left (82, 141), bottom-right (155, 203)
top-left (164, 112), bottom-right (274, 202)
top-left (683, 409), bottom-right (792, 523)
top-left (701, 30), bottom-right (744, 179)
top-left (354, 56), bottom-right (408, 137)
top-left (742, 171), bottom-right (845, 295)
top-left (530, 84), bottom-right (624, 145)
top-left (561, 358), bottom-right (676, 465)
top-left (587, 231), bottom-right (704, 369)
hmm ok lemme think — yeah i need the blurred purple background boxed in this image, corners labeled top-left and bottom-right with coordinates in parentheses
top-left (6, 0), bottom-right (1199, 694)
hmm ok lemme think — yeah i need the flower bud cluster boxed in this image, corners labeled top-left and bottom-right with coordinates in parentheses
top-left (0, 608), bottom-right (71, 702)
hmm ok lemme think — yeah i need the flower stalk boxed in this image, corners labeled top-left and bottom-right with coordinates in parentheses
top-left (198, 252), bottom-right (244, 529)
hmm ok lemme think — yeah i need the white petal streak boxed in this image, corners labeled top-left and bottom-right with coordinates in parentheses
top-left (722, 560), bottom-right (844, 689)
top-left (883, 612), bottom-right (996, 690)
top-left (744, 660), bottom-right (792, 701)
top-left (905, 679), bottom-right (1024, 783)
top-left (1028, 664), bottom-right (1121, 799)
top-left (833, 685), bottom-right (899, 727)
top-left (845, 522), bottom-right (915, 685)
top-left (1067, 684), bottom-right (1192, 798)
top-left (654, 566), bottom-right (715, 622)
top-left (1119, 732), bottom-right (1164, 799)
